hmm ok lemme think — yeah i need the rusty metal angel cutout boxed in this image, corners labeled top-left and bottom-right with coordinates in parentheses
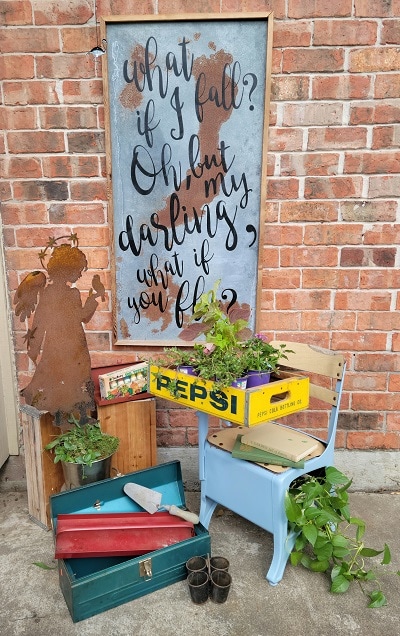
top-left (14, 235), bottom-right (105, 425)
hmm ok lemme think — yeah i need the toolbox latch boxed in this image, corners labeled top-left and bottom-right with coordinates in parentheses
top-left (139, 558), bottom-right (152, 580)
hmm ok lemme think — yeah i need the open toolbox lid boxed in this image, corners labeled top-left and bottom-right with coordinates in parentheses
top-left (50, 461), bottom-right (193, 558)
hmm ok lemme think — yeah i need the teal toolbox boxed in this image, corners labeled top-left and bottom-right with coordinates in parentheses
top-left (50, 461), bottom-right (211, 622)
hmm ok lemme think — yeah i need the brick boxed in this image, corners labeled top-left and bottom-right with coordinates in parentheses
top-left (272, 20), bottom-right (312, 47)
top-left (258, 311), bottom-right (300, 332)
top-left (305, 223), bottom-right (363, 246)
top-left (357, 311), bottom-right (400, 331)
top-left (37, 54), bottom-right (95, 80)
top-left (375, 73), bottom-right (400, 98)
top-left (301, 310), bottom-right (356, 331)
top-left (261, 247), bottom-right (279, 268)
top-left (339, 413), bottom-right (382, 432)
top-left (0, 27), bottom-right (60, 53)
top-left (350, 423), bottom-right (392, 445)
top-left (349, 47), bottom-right (400, 72)
top-left (354, 0), bottom-right (396, 16)
top-left (389, 373), bottom-right (400, 392)
top-left (266, 177), bottom-right (299, 200)
top-left (67, 131), bottom-right (105, 154)
top-left (344, 151), bottom-right (400, 174)
top-left (288, 0), bottom-right (351, 18)
top-left (61, 26), bottom-right (98, 54)
top-left (381, 19), bottom-right (400, 44)
top-left (304, 176), bottom-right (363, 199)
top-left (332, 332), bottom-right (388, 351)
top-left (360, 269), bottom-right (400, 289)
top-left (351, 391), bottom-right (400, 413)
top-left (267, 128), bottom-right (303, 152)
top-left (0, 55), bottom-right (34, 80)
top-left (314, 19), bottom-right (377, 45)
top-left (42, 155), bottom-right (100, 178)
top-left (340, 247), bottom-right (396, 268)
top-left (372, 125), bottom-right (400, 149)
top-left (70, 180), bottom-right (107, 201)
top-left (3, 81), bottom-right (60, 106)
top-left (280, 201), bottom-right (338, 222)
top-left (4, 157), bottom-right (42, 179)
top-left (63, 79), bottom-right (104, 104)
top-left (283, 102), bottom-right (343, 127)
top-left (0, 202), bottom-right (49, 225)
top-left (48, 203), bottom-right (105, 224)
top-left (363, 224), bottom-right (400, 245)
top-left (281, 152), bottom-right (340, 176)
top-left (334, 291), bottom-right (391, 311)
top-left (393, 333), bottom-right (400, 352)
top-left (264, 224), bottom-right (303, 245)
top-left (0, 106), bottom-right (36, 130)
top-left (13, 180), bottom-right (69, 201)
top-left (15, 227), bottom-right (68, 248)
top-left (276, 290), bottom-right (331, 310)
top-left (345, 373), bottom-right (387, 392)
top-left (283, 49), bottom-right (344, 74)
top-left (312, 75), bottom-right (371, 100)
top-left (280, 246), bottom-right (339, 268)
top-left (0, 1), bottom-right (32, 26)
top-left (302, 268), bottom-right (359, 289)
top-left (0, 181), bottom-right (12, 201)
top-left (387, 413), bottom-right (400, 431)
top-left (341, 200), bottom-right (397, 222)
top-left (271, 76), bottom-right (309, 101)
top-left (369, 175), bottom-right (400, 198)
top-left (34, 0), bottom-right (92, 25)
top-left (262, 269), bottom-right (301, 289)
top-left (350, 100), bottom-right (400, 125)
top-left (308, 127), bottom-right (367, 150)
top-left (7, 131), bottom-right (65, 153)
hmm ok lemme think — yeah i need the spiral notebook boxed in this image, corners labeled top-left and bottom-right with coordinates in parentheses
top-left (241, 422), bottom-right (319, 463)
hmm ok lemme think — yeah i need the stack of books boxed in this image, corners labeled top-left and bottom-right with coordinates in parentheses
top-left (231, 422), bottom-right (319, 468)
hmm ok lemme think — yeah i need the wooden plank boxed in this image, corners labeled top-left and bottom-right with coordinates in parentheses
top-left (20, 406), bottom-right (64, 529)
top-left (270, 341), bottom-right (345, 380)
top-left (97, 398), bottom-right (157, 475)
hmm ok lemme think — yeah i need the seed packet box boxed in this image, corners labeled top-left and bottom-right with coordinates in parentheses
top-left (50, 461), bottom-right (210, 623)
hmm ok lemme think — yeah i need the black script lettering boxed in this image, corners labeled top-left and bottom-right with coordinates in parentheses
top-left (194, 62), bottom-right (245, 122)
top-left (170, 86), bottom-right (184, 141)
top-left (136, 101), bottom-right (160, 148)
top-left (193, 239), bottom-right (213, 274)
top-left (123, 36), bottom-right (194, 97)
top-left (175, 277), bottom-right (205, 328)
top-left (127, 289), bottom-right (168, 324)
top-left (119, 215), bottom-right (158, 256)
top-left (136, 252), bottom-right (184, 289)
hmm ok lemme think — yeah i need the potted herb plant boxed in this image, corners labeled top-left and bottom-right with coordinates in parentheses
top-left (285, 466), bottom-right (399, 608)
top-left (242, 334), bottom-right (292, 387)
top-left (44, 417), bottom-right (119, 489)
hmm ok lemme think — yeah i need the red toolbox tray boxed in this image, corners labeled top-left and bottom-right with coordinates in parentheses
top-left (55, 512), bottom-right (195, 559)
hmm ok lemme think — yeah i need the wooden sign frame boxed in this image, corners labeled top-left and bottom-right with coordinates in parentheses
top-left (101, 12), bottom-right (273, 346)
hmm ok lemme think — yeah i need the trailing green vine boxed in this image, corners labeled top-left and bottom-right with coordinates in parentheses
top-left (285, 466), bottom-right (400, 608)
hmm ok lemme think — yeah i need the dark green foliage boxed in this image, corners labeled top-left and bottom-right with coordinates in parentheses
top-left (285, 466), bottom-right (399, 608)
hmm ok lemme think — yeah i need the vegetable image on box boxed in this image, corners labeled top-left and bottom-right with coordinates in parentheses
top-left (124, 483), bottom-right (199, 524)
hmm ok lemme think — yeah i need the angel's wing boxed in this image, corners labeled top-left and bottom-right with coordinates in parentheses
top-left (14, 271), bottom-right (47, 321)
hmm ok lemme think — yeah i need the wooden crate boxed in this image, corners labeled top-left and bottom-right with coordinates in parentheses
top-left (20, 405), bottom-right (64, 529)
top-left (96, 397), bottom-right (157, 475)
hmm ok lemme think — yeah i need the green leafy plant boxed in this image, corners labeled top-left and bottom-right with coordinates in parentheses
top-left (179, 279), bottom-right (252, 350)
top-left (285, 466), bottom-right (399, 608)
top-left (44, 417), bottom-right (119, 466)
top-left (242, 334), bottom-right (292, 373)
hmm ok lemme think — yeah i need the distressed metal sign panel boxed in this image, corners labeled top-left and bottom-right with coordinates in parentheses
top-left (103, 13), bottom-right (273, 345)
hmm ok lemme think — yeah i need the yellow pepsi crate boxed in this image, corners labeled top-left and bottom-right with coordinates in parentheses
top-left (148, 365), bottom-right (309, 427)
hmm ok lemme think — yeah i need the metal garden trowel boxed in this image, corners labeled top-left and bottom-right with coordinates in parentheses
top-left (123, 483), bottom-right (199, 525)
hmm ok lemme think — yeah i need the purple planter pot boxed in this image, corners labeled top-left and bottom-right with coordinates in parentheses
top-left (246, 370), bottom-right (271, 388)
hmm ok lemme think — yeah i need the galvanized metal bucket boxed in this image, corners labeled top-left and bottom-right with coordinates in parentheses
top-left (61, 454), bottom-right (113, 490)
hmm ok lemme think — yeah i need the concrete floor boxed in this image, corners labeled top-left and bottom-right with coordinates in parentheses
top-left (0, 487), bottom-right (399, 636)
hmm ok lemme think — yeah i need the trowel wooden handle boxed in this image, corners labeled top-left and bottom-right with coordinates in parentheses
top-left (164, 505), bottom-right (199, 525)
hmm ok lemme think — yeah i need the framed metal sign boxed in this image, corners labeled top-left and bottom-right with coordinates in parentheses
top-left (102, 12), bottom-right (273, 345)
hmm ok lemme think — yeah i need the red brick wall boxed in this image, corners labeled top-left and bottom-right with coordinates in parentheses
top-left (1, 0), bottom-right (399, 452)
